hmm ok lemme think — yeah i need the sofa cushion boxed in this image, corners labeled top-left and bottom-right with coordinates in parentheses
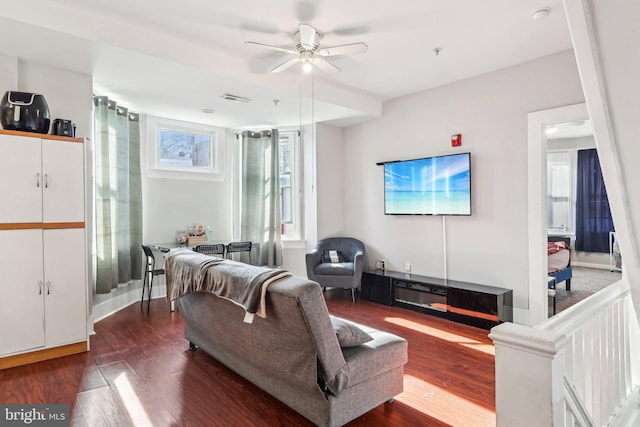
top-left (330, 316), bottom-right (373, 347)
top-left (314, 262), bottom-right (354, 276)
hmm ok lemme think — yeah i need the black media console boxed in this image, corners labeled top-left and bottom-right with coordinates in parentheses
top-left (361, 269), bottom-right (513, 329)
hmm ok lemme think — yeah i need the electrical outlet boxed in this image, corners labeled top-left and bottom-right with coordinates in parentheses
top-left (405, 261), bottom-right (411, 271)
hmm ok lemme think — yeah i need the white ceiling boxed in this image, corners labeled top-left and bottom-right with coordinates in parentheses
top-left (0, 0), bottom-right (573, 129)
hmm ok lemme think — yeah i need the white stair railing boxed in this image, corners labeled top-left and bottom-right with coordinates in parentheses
top-left (490, 278), bottom-right (640, 427)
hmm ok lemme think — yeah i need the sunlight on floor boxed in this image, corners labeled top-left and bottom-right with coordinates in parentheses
top-left (114, 373), bottom-right (153, 427)
top-left (384, 316), bottom-right (495, 355)
top-left (397, 374), bottom-right (496, 427)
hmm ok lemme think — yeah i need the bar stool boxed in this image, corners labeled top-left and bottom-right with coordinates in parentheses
top-left (194, 244), bottom-right (226, 257)
top-left (141, 245), bottom-right (165, 313)
top-left (226, 241), bottom-right (252, 264)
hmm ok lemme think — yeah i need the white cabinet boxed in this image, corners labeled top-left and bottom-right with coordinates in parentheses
top-left (43, 228), bottom-right (87, 346)
top-left (0, 229), bottom-right (87, 358)
top-left (0, 135), bottom-right (42, 223)
top-left (42, 140), bottom-right (85, 223)
top-left (0, 131), bottom-right (88, 366)
top-left (0, 229), bottom-right (45, 355)
top-left (0, 135), bottom-right (84, 223)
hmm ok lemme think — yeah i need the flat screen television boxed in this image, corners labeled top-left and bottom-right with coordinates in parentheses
top-left (383, 152), bottom-right (471, 215)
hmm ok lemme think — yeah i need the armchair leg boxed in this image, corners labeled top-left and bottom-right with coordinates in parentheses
top-left (351, 288), bottom-right (356, 303)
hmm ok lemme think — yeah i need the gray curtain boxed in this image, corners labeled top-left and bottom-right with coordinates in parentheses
top-left (94, 96), bottom-right (143, 294)
top-left (240, 130), bottom-right (283, 267)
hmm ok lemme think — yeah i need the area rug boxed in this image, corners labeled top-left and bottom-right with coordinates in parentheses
top-left (550, 266), bottom-right (622, 315)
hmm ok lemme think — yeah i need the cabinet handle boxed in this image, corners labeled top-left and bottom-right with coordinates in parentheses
top-left (46, 281), bottom-right (51, 295)
top-left (44, 174), bottom-right (48, 189)
top-left (36, 173), bottom-right (40, 188)
top-left (38, 280), bottom-right (43, 295)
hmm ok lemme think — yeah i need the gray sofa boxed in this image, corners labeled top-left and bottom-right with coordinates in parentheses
top-left (177, 274), bottom-right (407, 427)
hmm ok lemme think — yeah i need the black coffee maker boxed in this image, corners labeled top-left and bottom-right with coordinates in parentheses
top-left (53, 119), bottom-right (76, 137)
top-left (0, 91), bottom-right (50, 134)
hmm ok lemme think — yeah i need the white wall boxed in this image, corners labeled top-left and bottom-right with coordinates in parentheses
top-left (0, 54), bottom-right (18, 91)
top-left (0, 57), bottom-right (92, 138)
top-left (316, 123), bottom-right (345, 238)
top-left (17, 62), bottom-right (92, 138)
top-left (140, 116), bottom-right (235, 245)
top-left (339, 50), bottom-right (584, 319)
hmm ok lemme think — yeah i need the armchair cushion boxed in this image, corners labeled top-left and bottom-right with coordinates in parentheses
top-left (315, 262), bottom-right (355, 276)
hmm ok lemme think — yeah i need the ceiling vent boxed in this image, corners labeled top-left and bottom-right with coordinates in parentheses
top-left (221, 93), bottom-right (251, 103)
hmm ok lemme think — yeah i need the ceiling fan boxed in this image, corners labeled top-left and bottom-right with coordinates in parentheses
top-left (245, 23), bottom-right (368, 74)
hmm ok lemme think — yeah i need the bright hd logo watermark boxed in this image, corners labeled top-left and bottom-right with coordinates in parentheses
top-left (0, 405), bottom-right (69, 426)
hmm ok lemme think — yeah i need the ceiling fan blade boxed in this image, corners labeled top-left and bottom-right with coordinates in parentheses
top-left (318, 42), bottom-right (368, 57)
top-left (313, 57), bottom-right (341, 74)
top-left (271, 57), bottom-right (301, 73)
top-left (298, 24), bottom-right (317, 50)
top-left (245, 41), bottom-right (297, 55)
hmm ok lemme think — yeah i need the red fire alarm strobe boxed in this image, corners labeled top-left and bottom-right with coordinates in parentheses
top-left (451, 133), bottom-right (462, 147)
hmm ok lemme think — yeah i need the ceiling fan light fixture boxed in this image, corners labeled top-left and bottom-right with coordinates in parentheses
top-left (302, 62), bottom-right (313, 73)
top-left (247, 23), bottom-right (367, 75)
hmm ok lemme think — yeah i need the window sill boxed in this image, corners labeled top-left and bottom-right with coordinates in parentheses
top-left (282, 239), bottom-right (305, 249)
top-left (147, 168), bottom-right (225, 181)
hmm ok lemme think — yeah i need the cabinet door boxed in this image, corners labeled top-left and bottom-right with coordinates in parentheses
top-left (362, 272), bottom-right (394, 305)
top-left (43, 229), bottom-right (87, 347)
top-left (0, 229), bottom-right (45, 356)
top-left (0, 135), bottom-right (43, 223)
top-left (42, 139), bottom-right (84, 223)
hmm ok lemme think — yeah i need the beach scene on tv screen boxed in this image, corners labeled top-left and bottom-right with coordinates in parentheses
top-left (385, 153), bottom-right (471, 215)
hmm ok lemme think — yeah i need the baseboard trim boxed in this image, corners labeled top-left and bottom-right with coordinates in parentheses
top-left (571, 261), bottom-right (619, 270)
top-left (93, 281), bottom-right (168, 323)
top-left (0, 341), bottom-right (88, 370)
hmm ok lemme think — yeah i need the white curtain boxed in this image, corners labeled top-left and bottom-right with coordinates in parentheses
top-left (240, 130), bottom-right (283, 267)
top-left (94, 96), bottom-right (143, 294)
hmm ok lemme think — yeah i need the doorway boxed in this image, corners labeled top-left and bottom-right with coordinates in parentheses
top-left (545, 119), bottom-right (620, 315)
top-left (527, 103), bottom-right (587, 325)
top-left (528, 103), bottom-right (619, 324)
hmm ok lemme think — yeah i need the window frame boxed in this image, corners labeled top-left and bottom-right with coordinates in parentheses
top-left (278, 130), bottom-right (303, 241)
top-left (147, 116), bottom-right (224, 181)
top-left (546, 149), bottom-right (577, 236)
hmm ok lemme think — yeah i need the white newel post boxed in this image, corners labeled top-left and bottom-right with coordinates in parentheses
top-left (489, 323), bottom-right (568, 427)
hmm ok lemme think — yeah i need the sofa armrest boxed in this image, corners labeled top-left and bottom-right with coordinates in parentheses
top-left (339, 319), bottom-right (408, 388)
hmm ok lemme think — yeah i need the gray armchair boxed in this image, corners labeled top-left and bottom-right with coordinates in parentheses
top-left (305, 237), bottom-right (365, 302)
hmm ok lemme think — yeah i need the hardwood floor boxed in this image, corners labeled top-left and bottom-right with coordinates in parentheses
top-left (0, 290), bottom-right (496, 426)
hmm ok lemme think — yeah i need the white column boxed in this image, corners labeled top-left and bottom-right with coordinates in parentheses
top-left (489, 323), bottom-right (569, 426)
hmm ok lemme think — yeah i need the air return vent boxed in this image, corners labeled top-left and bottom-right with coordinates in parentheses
top-left (221, 93), bottom-right (251, 103)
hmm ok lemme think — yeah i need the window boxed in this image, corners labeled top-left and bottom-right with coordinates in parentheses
top-left (547, 151), bottom-right (575, 234)
top-left (279, 131), bottom-right (302, 240)
top-left (158, 128), bottom-right (211, 169)
top-left (147, 116), bottom-right (222, 180)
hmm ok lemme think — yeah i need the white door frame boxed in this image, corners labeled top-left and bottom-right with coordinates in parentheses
top-left (527, 102), bottom-right (589, 326)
